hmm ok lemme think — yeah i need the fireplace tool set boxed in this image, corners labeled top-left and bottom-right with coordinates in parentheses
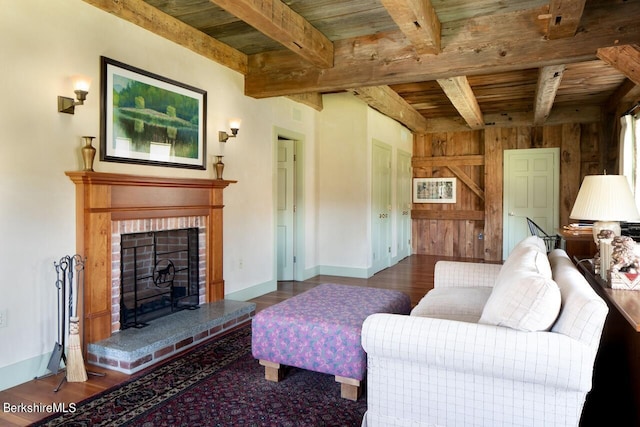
top-left (37, 254), bottom-right (102, 392)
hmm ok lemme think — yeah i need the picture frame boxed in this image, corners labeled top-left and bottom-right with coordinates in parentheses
top-left (100, 56), bottom-right (207, 170)
top-left (413, 177), bottom-right (457, 203)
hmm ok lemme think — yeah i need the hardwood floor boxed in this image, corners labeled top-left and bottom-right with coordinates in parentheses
top-left (0, 254), bottom-right (462, 426)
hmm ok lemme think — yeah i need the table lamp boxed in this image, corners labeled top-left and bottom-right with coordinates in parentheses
top-left (570, 174), bottom-right (640, 279)
top-left (570, 174), bottom-right (640, 244)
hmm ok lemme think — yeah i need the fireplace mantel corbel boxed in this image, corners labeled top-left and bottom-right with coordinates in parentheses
top-left (66, 171), bottom-right (236, 348)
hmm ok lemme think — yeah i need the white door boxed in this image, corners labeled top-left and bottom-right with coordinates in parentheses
top-left (372, 141), bottom-right (392, 274)
top-left (503, 148), bottom-right (559, 258)
top-left (277, 139), bottom-right (295, 280)
top-left (397, 150), bottom-right (412, 260)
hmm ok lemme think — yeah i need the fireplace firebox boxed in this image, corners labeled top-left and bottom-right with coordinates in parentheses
top-left (120, 228), bottom-right (199, 329)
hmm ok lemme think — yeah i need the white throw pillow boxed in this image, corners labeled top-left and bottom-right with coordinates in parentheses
top-left (499, 242), bottom-right (552, 281)
top-left (479, 263), bottom-right (561, 331)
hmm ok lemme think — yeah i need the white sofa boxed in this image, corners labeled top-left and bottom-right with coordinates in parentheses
top-left (361, 236), bottom-right (608, 427)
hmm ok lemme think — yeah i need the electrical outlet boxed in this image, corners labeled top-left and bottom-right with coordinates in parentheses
top-left (0, 309), bottom-right (7, 328)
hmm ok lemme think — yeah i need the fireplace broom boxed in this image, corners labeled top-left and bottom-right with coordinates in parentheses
top-left (66, 255), bottom-right (87, 383)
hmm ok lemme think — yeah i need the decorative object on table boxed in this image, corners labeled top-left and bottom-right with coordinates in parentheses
top-left (218, 119), bottom-right (241, 142)
top-left (610, 236), bottom-right (640, 290)
top-left (412, 177), bottom-right (456, 203)
top-left (595, 229), bottom-right (614, 279)
top-left (100, 56), bottom-right (207, 170)
top-left (570, 174), bottom-right (640, 244)
top-left (214, 155), bottom-right (224, 180)
top-left (81, 136), bottom-right (96, 171)
top-left (58, 75), bottom-right (90, 114)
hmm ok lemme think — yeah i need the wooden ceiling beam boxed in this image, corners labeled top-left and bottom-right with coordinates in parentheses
top-left (287, 93), bottom-right (324, 111)
top-left (421, 105), bottom-right (601, 133)
top-left (81, 0), bottom-right (248, 74)
top-left (436, 76), bottom-right (483, 129)
top-left (379, 0), bottom-right (441, 55)
top-left (605, 78), bottom-right (640, 115)
top-left (350, 86), bottom-right (428, 132)
top-left (246, 3), bottom-right (640, 98)
top-left (597, 45), bottom-right (640, 86)
top-left (209, 0), bottom-right (333, 69)
top-left (546, 0), bottom-right (587, 40)
top-left (533, 65), bottom-right (566, 126)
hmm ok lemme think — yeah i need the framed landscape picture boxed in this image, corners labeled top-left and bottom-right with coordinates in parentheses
top-left (413, 177), bottom-right (457, 203)
top-left (100, 56), bottom-right (207, 169)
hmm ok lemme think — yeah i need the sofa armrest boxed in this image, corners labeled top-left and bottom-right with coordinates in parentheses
top-left (362, 313), bottom-right (596, 391)
top-left (434, 261), bottom-right (501, 288)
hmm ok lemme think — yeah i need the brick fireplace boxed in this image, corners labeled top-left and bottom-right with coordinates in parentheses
top-left (112, 217), bottom-right (206, 332)
top-left (66, 171), bottom-right (235, 352)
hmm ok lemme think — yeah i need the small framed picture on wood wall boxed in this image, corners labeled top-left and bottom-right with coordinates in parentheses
top-left (413, 177), bottom-right (457, 203)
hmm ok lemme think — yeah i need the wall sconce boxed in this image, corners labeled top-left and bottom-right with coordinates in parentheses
top-left (218, 119), bottom-right (241, 142)
top-left (58, 76), bottom-right (91, 114)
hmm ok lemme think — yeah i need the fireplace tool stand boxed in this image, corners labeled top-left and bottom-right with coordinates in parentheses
top-left (36, 255), bottom-right (104, 392)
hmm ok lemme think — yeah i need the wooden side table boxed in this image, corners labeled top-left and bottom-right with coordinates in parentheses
top-left (558, 227), bottom-right (597, 259)
top-left (577, 260), bottom-right (640, 426)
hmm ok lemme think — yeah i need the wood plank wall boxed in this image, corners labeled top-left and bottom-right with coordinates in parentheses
top-left (412, 122), bottom-right (604, 261)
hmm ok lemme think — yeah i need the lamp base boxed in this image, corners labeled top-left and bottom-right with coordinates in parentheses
top-left (592, 220), bottom-right (621, 244)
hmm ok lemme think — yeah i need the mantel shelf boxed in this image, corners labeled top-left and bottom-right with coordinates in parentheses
top-left (66, 171), bottom-right (237, 189)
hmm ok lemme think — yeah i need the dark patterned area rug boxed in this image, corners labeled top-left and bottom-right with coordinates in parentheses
top-left (34, 325), bottom-right (367, 426)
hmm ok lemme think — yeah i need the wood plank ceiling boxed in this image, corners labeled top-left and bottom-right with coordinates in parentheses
top-left (85, 0), bottom-right (640, 133)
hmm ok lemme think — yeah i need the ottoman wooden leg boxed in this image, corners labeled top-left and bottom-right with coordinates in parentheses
top-left (259, 360), bottom-right (284, 382)
top-left (335, 375), bottom-right (361, 401)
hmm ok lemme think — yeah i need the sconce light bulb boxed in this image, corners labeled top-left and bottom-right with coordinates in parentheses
top-left (73, 77), bottom-right (91, 93)
top-left (229, 119), bottom-right (241, 130)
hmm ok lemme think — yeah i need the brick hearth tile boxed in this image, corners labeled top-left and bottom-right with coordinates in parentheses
top-left (122, 354), bottom-right (152, 370)
top-left (175, 337), bottom-right (194, 350)
top-left (154, 345), bottom-right (175, 359)
top-left (194, 330), bottom-right (209, 342)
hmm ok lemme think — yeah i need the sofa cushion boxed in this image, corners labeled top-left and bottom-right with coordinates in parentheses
top-left (479, 240), bottom-right (560, 331)
top-left (479, 265), bottom-right (561, 331)
top-left (411, 287), bottom-right (493, 323)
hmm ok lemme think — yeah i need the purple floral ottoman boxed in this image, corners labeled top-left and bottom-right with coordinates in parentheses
top-left (251, 283), bottom-right (411, 400)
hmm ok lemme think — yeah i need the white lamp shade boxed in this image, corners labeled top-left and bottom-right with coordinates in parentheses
top-left (570, 175), bottom-right (640, 222)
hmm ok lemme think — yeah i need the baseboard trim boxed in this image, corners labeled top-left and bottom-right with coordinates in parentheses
top-left (225, 280), bottom-right (277, 302)
top-left (317, 265), bottom-right (370, 279)
top-left (0, 353), bottom-right (52, 391)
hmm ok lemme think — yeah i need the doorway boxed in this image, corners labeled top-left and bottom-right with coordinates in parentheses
top-left (274, 128), bottom-right (305, 282)
top-left (371, 140), bottom-right (392, 274)
top-left (277, 138), bottom-right (295, 280)
top-left (396, 149), bottom-right (412, 261)
top-left (503, 148), bottom-right (560, 259)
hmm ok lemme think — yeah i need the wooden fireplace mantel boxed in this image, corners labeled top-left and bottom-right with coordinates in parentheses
top-left (66, 171), bottom-right (236, 347)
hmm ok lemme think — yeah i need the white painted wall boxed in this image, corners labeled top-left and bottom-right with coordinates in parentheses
top-left (317, 94), bottom-right (370, 273)
top-left (0, 1), bottom-right (410, 390)
top-left (317, 94), bottom-right (413, 277)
